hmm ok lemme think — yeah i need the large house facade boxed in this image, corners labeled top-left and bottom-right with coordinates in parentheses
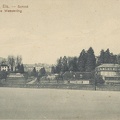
top-left (96, 64), bottom-right (120, 84)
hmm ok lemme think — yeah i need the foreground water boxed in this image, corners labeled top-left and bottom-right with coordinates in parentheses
top-left (0, 88), bottom-right (119, 120)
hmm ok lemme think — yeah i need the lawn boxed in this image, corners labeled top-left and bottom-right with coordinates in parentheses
top-left (2, 77), bottom-right (34, 85)
top-left (0, 88), bottom-right (120, 120)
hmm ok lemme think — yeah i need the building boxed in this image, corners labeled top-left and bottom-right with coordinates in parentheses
top-left (24, 64), bottom-right (34, 72)
top-left (96, 64), bottom-right (120, 84)
top-left (35, 65), bottom-right (43, 72)
top-left (63, 71), bottom-right (93, 84)
top-left (63, 71), bottom-right (93, 80)
top-left (24, 63), bottom-right (51, 73)
top-left (0, 64), bottom-right (9, 71)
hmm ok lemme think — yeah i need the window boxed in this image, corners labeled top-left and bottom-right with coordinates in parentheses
top-left (113, 68), bottom-right (115, 70)
top-left (80, 74), bottom-right (83, 78)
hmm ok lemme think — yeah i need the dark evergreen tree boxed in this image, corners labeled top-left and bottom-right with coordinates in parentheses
top-left (73, 57), bottom-right (78, 72)
top-left (68, 59), bottom-right (74, 71)
top-left (104, 49), bottom-right (111, 63)
top-left (86, 47), bottom-right (96, 72)
top-left (61, 56), bottom-right (68, 73)
top-left (97, 49), bottom-right (105, 65)
top-left (0, 71), bottom-right (8, 80)
top-left (55, 57), bottom-right (62, 73)
top-left (78, 49), bottom-right (87, 72)
top-left (97, 49), bottom-right (117, 65)
top-left (117, 54), bottom-right (120, 64)
top-left (68, 57), bottom-right (78, 72)
top-left (31, 67), bottom-right (37, 77)
top-left (51, 66), bottom-right (56, 74)
top-left (16, 63), bottom-right (21, 72)
top-left (19, 64), bottom-right (24, 73)
top-left (67, 57), bottom-right (73, 71)
top-left (39, 67), bottom-right (46, 76)
top-left (110, 53), bottom-right (117, 64)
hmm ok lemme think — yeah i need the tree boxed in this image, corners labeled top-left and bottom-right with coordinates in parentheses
top-left (61, 56), bottom-right (68, 73)
top-left (19, 64), bottom-right (24, 73)
top-left (1, 58), bottom-right (7, 65)
top-left (16, 63), bottom-right (21, 72)
top-left (0, 71), bottom-right (8, 80)
top-left (68, 57), bottom-right (78, 72)
top-left (7, 56), bottom-right (15, 71)
top-left (24, 72), bottom-right (28, 82)
top-left (51, 66), bottom-right (56, 74)
top-left (95, 75), bottom-right (105, 84)
top-left (55, 57), bottom-right (62, 73)
top-left (97, 49), bottom-right (105, 65)
top-left (86, 47), bottom-right (96, 72)
top-left (31, 67), bottom-right (37, 77)
top-left (97, 49), bottom-right (117, 65)
top-left (104, 49), bottom-right (111, 63)
top-left (78, 49), bottom-right (87, 72)
top-left (37, 67), bottom-right (46, 82)
top-left (110, 53), bottom-right (117, 64)
top-left (117, 54), bottom-right (120, 64)
top-left (16, 55), bottom-right (22, 65)
top-left (39, 67), bottom-right (46, 76)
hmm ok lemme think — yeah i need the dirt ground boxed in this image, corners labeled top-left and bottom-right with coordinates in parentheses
top-left (0, 88), bottom-right (120, 120)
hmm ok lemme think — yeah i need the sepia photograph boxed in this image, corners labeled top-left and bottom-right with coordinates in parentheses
top-left (0, 0), bottom-right (120, 119)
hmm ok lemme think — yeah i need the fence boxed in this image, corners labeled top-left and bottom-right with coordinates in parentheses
top-left (96, 84), bottom-right (120, 91)
top-left (1, 83), bottom-right (95, 90)
top-left (1, 82), bottom-right (120, 91)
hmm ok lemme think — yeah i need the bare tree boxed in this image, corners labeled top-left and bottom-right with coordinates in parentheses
top-left (7, 56), bottom-right (15, 71)
top-left (1, 58), bottom-right (7, 65)
top-left (16, 55), bottom-right (22, 65)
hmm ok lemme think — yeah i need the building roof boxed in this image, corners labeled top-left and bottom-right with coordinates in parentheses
top-left (97, 64), bottom-right (120, 68)
top-left (0, 64), bottom-right (9, 66)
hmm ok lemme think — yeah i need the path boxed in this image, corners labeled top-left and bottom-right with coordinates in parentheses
top-left (26, 78), bottom-right (37, 84)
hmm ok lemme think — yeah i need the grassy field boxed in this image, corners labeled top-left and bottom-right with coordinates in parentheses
top-left (0, 88), bottom-right (120, 120)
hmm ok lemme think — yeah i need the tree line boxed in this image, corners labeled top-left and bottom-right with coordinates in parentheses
top-left (51, 47), bottom-right (120, 74)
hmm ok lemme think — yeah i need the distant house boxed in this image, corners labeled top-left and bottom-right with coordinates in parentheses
top-left (0, 64), bottom-right (9, 71)
top-left (67, 79), bottom-right (90, 84)
top-left (96, 64), bottom-right (120, 84)
top-left (63, 71), bottom-right (93, 84)
top-left (24, 64), bottom-right (34, 72)
top-left (63, 71), bottom-right (93, 80)
top-left (24, 63), bottom-right (51, 73)
top-left (35, 65), bottom-right (43, 72)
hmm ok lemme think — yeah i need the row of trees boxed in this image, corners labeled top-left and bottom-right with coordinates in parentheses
top-left (23, 67), bottom-right (46, 82)
top-left (7, 55), bottom-right (22, 71)
top-left (31, 67), bottom-right (46, 77)
top-left (16, 63), bottom-right (24, 73)
top-left (51, 47), bottom-right (96, 73)
top-left (52, 47), bottom-right (120, 74)
top-left (97, 49), bottom-right (118, 65)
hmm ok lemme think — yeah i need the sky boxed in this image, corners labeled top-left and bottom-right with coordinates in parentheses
top-left (0, 0), bottom-right (120, 64)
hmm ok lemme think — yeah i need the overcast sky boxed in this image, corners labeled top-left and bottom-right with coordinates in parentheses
top-left (0, 0), bottom-right (120, 64)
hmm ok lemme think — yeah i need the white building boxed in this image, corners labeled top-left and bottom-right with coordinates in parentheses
top-left (96, 64), bottom-right (120, 84)
top-left (0, 64), bottom-right (9, 71)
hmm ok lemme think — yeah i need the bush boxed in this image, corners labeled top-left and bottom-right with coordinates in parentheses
top-left (95, 75), bottom-right (105, 84)
top-left (0, 71), bottom-right (8, 80)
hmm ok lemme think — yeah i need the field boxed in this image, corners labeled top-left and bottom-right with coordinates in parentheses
top-left (0, 88), bottom-right (120, 120)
